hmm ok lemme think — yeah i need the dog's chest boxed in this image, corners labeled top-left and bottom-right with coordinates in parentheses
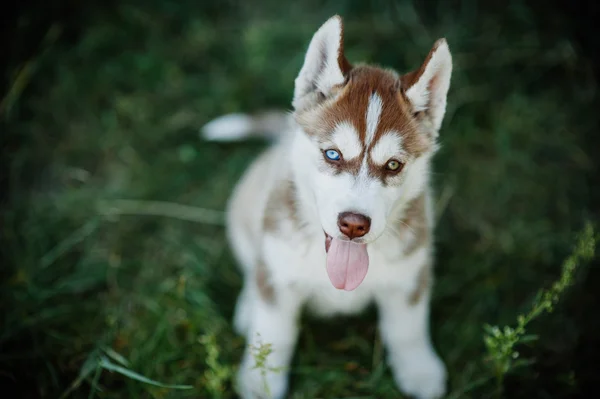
top-left (265, 233), bottom-right (426, 317)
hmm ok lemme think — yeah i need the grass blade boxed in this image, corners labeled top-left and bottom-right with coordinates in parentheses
top-left (40, 218), bottom-right (101, 269)
top-left (97, 199), bottom-right (225, 225)
top-left (101, 347), bottom-right (130, 367)
top-left (98, 356), bottom-right (193, 390)
top-left (58, 350), bottom-right (100, 399)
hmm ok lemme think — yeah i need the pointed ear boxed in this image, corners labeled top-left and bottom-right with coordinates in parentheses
top-left (293, 15), bottom-right (352, 111)
top-left (402, 39), bottom-right (453, 132)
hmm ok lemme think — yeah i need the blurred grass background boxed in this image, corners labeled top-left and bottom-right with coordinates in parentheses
top-left (2, 0), bottom-right (599, 398)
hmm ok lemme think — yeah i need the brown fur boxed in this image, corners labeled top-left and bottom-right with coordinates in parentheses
top-left (401, 193), bottom-right (429, 256)
top-left (263, 179), bottom-right (299, 233)
top-left (305, 66), bottom-right (432, 157)
top-left (256, 258), bottom-right (275, 303)
top-left (336, 15), bottom-right (353, 76)
top-left (258, 180), bottom-right (301, 304)
top-left (408, 261), bottom-right (431, 305)
top-left (257, 20), bottom-right (441, 306)
top-left (322, 153), bottom-right (362, 176)
top-left (400, 39), bottom-right (444, 93)
top-left (295, 65), bottom-right (433, 184)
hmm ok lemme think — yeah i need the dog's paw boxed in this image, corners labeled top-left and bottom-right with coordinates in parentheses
top-left (236, 360), bottom-right (289, 399)
top-left (390, 350), bottom-right (447, 399)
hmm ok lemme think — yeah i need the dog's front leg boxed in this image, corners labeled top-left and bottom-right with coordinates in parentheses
top-left (375, 283), bottom-right (447, 399)
top-left (236, 289), bottom-right (302, 399)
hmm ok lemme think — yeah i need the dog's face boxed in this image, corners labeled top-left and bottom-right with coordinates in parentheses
top-left (292, 16), bottom-right (452, 246)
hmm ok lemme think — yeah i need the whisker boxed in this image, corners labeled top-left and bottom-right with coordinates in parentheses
top-left (394, 217), bottom-right (416, 235)
top-left (385, 223), bottom-right (402, 239)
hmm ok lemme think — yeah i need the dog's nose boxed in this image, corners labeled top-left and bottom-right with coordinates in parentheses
top-left (337, 212), bottom-right (371, 239)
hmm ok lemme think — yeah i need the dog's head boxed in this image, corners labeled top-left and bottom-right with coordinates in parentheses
top-left (290, 16), bottom-right (452, 290)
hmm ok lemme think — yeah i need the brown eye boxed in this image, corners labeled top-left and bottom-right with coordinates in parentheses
top-left (386, 159), bottom-right (403, 172)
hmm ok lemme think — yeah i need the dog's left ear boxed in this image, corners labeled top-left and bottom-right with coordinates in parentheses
top-left (293, 15), bottom-right (351, 111)
top-left (402, 39), bottom-right (453, 132)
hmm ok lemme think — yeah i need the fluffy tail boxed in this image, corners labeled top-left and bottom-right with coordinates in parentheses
top-left (200, 110), bottom-right (293, 142)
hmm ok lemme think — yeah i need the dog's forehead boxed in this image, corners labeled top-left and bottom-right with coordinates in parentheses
top-left (324, 66), bottom-right (427, 156)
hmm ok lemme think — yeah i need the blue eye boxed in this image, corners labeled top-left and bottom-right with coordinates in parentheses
top-left (325, 149), bottom-right (341, 161)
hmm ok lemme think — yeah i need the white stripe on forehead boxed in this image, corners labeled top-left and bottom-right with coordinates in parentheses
top-left (365, 92), bottom-right (383, 146)
top-left (356, 159), bottom-right (371, 188)
top-left (331, 121), bottom-right (362, 159)
top-left (370, 132), bottom-right (404, 165)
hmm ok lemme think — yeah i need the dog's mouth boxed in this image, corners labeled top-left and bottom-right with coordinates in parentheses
top-left (323, 232), bottom-right (369, 291)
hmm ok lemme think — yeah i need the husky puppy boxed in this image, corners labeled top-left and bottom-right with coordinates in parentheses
top-left (202, 15), bottom-right (452, 399)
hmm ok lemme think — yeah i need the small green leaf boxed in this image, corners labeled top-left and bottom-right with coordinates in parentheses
top-left (512, 358), bottom-right (536, 369)
top-left (519, 334), bottom-right (539, 343)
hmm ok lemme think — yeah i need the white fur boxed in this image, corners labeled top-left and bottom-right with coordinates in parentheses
top-left (226, 127), bottom-right (444, 399)
top-left (201, 110), bottom-right (293, 142)
top-left (304, 131), bottom-right (390, 243)
top-left (370, 132), bottom-right (404, 165)
top-left (405, 40), bottom-right (452, 131)
top-left (209, 17), bottom-right (452, 399)
top-left (293, 16), bottom-right (345, 107)
top-left (201, 113), bottom-right (255, 141)
top-left (365, 92), bottom-right (383, 145)
top-left (330, 121), bottom-right (362, 160)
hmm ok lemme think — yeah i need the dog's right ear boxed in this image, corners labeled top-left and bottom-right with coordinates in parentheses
top-left (293, 15), bottom-right (351, 111)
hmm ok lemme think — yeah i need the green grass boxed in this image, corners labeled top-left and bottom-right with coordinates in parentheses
top-left (2, 0), bottom-right (599, 398)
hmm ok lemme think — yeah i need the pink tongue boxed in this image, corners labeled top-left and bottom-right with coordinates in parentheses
top-left (326, 238), bottom-right (369, 291)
